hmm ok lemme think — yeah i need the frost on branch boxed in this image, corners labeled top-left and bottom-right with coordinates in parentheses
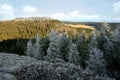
top-left (68, 43), bottom-right (80, 65)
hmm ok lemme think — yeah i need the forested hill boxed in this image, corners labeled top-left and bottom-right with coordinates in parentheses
top-left (0, 18), bottom-right (62, 41)
top-left (0, 17), bottom-right (94, 41)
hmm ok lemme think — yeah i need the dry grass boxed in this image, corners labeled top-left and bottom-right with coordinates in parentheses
top-left (57, 26), bottom-right (78, 36)
top-left (67, 24), bottom-right (95, 30)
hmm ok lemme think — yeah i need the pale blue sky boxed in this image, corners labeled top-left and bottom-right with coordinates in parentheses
top-left (0, 0), bottom-right (120, 22)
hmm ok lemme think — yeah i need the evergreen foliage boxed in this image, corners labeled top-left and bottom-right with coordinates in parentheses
top-left (25, 34), bottom-right (43, 60)
top-left (0, 21), bottom-right (120, 79)
top-left (47, 30), bottom-right (70, 60)
top-left (47, 30), bottom-right (61, 59)
top-left (68, 43), bottom-right (80, 65)
top-left (104, 27), bottom-right (120, 79)
top-left (25, 39), bottom-right (34, 57)
top-left (76, 34), bottom-right (89, 67)
top-left (86, 48), bottom-right (106, 75)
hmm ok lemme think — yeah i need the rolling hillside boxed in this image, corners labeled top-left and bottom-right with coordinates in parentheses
top-left (0, 17), bottom-right (94, 41)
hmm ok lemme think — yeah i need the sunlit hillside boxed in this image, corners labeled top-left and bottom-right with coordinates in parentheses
top-left (0, 17), bottom-right (94, 41)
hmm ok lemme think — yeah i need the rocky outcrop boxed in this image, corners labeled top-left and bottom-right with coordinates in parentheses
top-left (0, 53), bottom-right (113, 80)
top-left (0, 53), bottom-right (38, 80)
top-left (0, 61), bottom-right (82, 80)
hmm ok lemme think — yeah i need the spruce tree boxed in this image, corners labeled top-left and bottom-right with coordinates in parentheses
top-left (49, 29), bottom-right (59, 42)
top-left (25, 34), bottom-right (43, 60)
top-left (56, 33), bottom-right (70, 60)
top-left (104, 27), bottom-right (120, 79)
top-left (33, 34), bottom-right (43, 60)
top-left (68, 43), bottom-right (80, 65)
top-left (25, 39), bottom-right (35, 57)
top-left (76, 34), bottom-right (89, 67)
top-left (88, 30), bottom-right (98, 50)
top-left (97, 21), bottom-right (111, 51)
top-left (47, 30), bottom-right (70, 60)
top-left (47, 30), bottom-right (61, 59)
top-left (86, 48), bottom-right (106, 75)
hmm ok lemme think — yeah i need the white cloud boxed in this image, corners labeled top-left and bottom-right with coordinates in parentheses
top-left (0, 4), bottom-right (15, 20)
top-left (50, 10), bottom-right (101, 21)
top-left (22, 5), bottom-right (37, 13)
top-left (113, 17), bottom-right (120, 21)
top-left (1, 4), bottom-right (14, 11)
top-left (113, 1), bottom-right (120, 13)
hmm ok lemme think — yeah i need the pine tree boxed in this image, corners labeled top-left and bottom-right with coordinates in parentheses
top-left (68, 43), bottom-right (80, 65)
top-left (33, 34), bottom-right (43, 60)
top-left (47, 30), bottom-right (61, 59)
top-left (88, 30), bottom-right (98, 50)
top-left (76, 34), bottom-right (85, 53)
top-left (49, 29), bottom-right (59, 42)
top-left (76, 34), bottom-right (89, 67)
top-left (112, 26), bottom-right (120, 42)
top-left (104, 27), bottom-right (120, 79)
top-left (86, 48), bottom-right (106, 75)
top-left (102, 21), bottom-right (110, 33)
top-left (47, 30), bottom-right (70, 60)
top-left (47, 41), bottom-right (61, 59)
top-left (56, 33), bottom-right (70, 60)
top-left (25, 39), bottom-right (35, 57)
top-left (97, 21), bottom-right (111, 51)
top-left (25, 34), bottom-right (43, 60)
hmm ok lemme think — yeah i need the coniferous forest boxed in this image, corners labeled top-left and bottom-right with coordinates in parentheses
top-left (0, 18), bottom-right (120, 80)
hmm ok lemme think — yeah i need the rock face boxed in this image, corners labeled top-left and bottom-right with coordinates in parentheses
top-left (0, 53), bottom-right (38, 80)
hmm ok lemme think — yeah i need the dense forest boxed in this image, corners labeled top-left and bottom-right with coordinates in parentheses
top-left (0, 18), bottom-right (93, 54)
top-left (20, 22), bottom-right (119, 80)
top-left (0, 18), bottom-right (120, 80)
top-left (0, 18), bottom-right (93, 41)
top-left (0, 18), bottom-right (62, 40)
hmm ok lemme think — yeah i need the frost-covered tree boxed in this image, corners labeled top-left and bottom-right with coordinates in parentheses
top-left (102, 21), bottom-right (110, 33)
top-left (47, 30), bottom-right (61, 59)
top-left (76, 34), bottom-right (85, 52)
top-left (47, 30), bottom-right (70, 60)
top-left (97, 21), bottom-right (112, 51)
top-left (104, 26), bottom-right (120, 79)
top-left (33, 34), bottom-right (43, 60)
top-left (56, 33), bottom-right (70, 60)
top-left (25, 39), bottom-right (35, 57)
top-left (25, 34), bottom-right (43, 60)
top-left (88, 30), bottom-right (98, 50)
top-left (76, 34), bottom-right (89, 67)
top-left (68, 43), bottom-right (80, 65)
top-left (47, 42), bottom-right (61, 59)
top-left (49, 29), bottom-right (59, 42)
top-left (86, 48), bottom-right (106, 75)
top-left (112, 26), bottom-right (120, 42)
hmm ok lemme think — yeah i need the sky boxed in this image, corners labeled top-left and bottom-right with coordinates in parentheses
top-left (0, 0), bottom-right (120, 22)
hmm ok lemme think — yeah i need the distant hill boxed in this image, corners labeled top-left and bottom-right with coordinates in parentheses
top-left (0, 17), bottom-right (94, 41)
